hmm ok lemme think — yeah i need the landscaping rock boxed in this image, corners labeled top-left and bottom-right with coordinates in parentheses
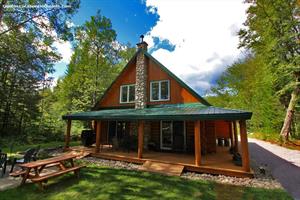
top-left (82, 157), bottom-right (141, 171)
top-left (181, 158), bottom-right (282, 190)
top-left (181, 172), bottom-right (282, 189)
top-left (81, 156), bottom-right (282, 190)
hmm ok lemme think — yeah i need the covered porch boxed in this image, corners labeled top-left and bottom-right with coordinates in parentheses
top-left (70, 143), bottom-right (252, 177)
top-left (62, 104), bottom-right (253, 178)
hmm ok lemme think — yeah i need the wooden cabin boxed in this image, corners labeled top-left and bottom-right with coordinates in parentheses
top-left (63, 37), bottom-right (253, 178)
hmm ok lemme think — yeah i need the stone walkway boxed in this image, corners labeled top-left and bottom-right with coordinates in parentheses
top-left (249, 138), bottom-right (300, 200)
top-left (0, 167), bottom-right (21, 191)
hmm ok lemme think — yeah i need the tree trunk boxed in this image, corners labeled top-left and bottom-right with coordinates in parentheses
top-left (0, 0), bottom-right (7, 24)
top-left (93, 49), bottom-right (100, 105)
top-left (18, 111), bottom-right (24, 135)
top-left (280, 74), bottom-right (300, 141)
top-left (1, 78), bottom-right (15, 132)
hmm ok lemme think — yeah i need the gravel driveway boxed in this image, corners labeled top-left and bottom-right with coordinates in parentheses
top-left (249, 138), bottom-right (300, 200)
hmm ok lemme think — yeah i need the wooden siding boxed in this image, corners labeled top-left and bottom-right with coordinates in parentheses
top-left (187, 120), bottom-right (217, 154)
top-left (100, 121), bottom-right (108, 144)
top-left (147, 58), bottom-right (200, 105)
top-left (203, 121), bottom-right (217, 153)
top-left (186, 121), bottom-right (195, 152)
top-left (99, 61), bottom-right (136, 108)
top-left (149, 121), bottom-right (160, 149)
top-left (116, 120), bottom-right (220, 154)
top-left (215, 120), bottom-right (230, 138)
top-left (98, 55), bottom-right (202, 108)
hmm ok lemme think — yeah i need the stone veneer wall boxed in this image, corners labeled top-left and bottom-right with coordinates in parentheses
top-left (135, 43), bottom-right (148, 109)
top-left (135, 42), bottom-right (149, 148)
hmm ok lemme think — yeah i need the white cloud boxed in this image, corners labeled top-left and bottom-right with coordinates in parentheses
top-left (145, 0), bottom-right (249, 94)
top-left (53, 40), bottom-right (73, 63)
top-left (32, 16), bottom-right (73, 64)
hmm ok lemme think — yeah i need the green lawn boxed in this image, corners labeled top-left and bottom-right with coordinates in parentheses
top-left (0, 164), bottom-right (292, 200)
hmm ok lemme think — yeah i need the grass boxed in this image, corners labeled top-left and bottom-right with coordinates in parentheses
top-left (249, 132), bottom-right (300, 150)
top-left (0, 164), bottom-right (292, 200)
top-left (248, 132), bottom-right (281, 142)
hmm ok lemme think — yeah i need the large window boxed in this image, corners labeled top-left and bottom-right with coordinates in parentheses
top-left (161, 121), bottom-right (173, 150)
top-left (120, 84), bottom-right (135, 103)
top-left (160, 121), bottom-right (186, 151)
top-left (150, 80), bottom-right (170, 101)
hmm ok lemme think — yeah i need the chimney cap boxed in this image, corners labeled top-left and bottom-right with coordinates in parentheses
top-left (137, 35), bottom-right (148, 51)
top-left (140, 35), bottom-right (144, 43)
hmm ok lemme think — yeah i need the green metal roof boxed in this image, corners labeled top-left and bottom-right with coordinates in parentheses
top-left (62, 103), bottom-right (252, 121)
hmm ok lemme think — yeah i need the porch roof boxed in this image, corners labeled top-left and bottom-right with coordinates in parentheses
top-left (62, 103), bottom-right (252, 121)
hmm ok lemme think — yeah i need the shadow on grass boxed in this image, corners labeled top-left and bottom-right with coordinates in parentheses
top-left (0, 165), bottom-right (292, 200)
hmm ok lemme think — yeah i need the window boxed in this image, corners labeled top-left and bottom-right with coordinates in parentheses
top-left (120, 84), bottom-right (135, 103)
top-left (150, 80), bottom-right (170, 101)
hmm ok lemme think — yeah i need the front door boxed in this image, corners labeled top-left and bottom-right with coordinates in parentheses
top-left (160, 121), bottom-right (173, 150)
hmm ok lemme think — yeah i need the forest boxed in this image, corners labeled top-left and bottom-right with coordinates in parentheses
top-left (208, 0), bottom-right (300, 143)
top-left (0, 0), bottom-right (299, 148)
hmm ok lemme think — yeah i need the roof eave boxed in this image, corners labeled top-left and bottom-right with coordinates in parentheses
top-left (62, 112), bottom-right (252, 121)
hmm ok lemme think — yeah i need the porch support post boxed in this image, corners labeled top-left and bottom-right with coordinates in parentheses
top-left (229, 121), bottom-right (234, 148)
top-left (138, 120), bottom-right (144, 159)
top-left (64, 119), bottom-right (71, 151)
top-left (194, 120), bottom-right (201, 166)
top-left (239, 120), bottom-right (250, 172)
top-left (233, 121), bottom-right (239, 152)
top-left (95, 121), bottom-right (101, 153)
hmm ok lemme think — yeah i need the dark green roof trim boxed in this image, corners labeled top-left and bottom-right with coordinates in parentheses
top-left (144, 51), bottom-right (211, 106)
top-left (98, 105), bottom-right (135, 110)
top-left (63, 103), bottom-right (252, 121)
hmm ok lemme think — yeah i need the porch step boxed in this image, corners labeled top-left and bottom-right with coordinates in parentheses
top-left (140, 161), bottom-right (184, 176)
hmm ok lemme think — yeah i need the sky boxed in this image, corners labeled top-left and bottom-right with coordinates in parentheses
top-left (53, 0), bottom-right (249, 95)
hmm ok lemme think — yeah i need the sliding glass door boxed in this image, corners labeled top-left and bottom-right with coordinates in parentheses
top-left (160, 121), bottom-right (173, 150)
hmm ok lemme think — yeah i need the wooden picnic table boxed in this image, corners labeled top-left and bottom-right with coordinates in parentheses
top-left (12, 153), bottom-right (85, 189)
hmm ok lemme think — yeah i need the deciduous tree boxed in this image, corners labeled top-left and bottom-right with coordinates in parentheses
top-left (239, 0), bottom-right (300, 140)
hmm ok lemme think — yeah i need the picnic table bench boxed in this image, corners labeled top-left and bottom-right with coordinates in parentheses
top-left (10, 153), bottom-right (85, 189)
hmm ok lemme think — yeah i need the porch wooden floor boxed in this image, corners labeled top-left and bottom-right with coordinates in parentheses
top-left (70, 145), bottom-right (253, 178)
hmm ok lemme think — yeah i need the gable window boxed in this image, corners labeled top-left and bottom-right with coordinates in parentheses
top-left (120, 84), bottom-right (135, 103)
top-left (150, 80), bottom-right (170, 101)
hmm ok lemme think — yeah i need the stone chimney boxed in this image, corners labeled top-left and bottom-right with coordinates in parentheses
top-left (135, 35), bottom-right (148, 109)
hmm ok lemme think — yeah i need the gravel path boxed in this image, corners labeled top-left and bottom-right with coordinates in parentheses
top-left (249, 138), bottom-right (300, 200)
top-left (249, 138), bottom-right (300, 167)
